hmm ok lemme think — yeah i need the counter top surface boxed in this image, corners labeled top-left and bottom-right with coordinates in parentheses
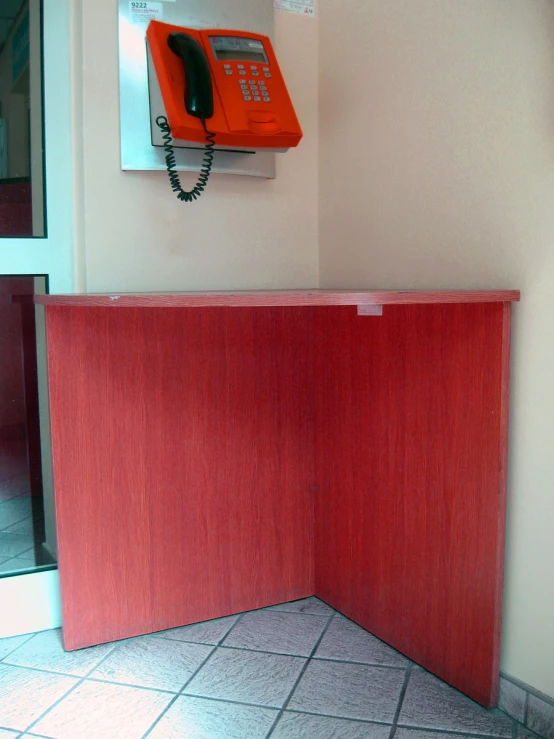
top-left (35, 289), bottom-right (520, 307)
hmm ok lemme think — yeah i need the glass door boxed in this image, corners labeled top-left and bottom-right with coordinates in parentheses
top-left (0, 0), bottom-right (78, 637)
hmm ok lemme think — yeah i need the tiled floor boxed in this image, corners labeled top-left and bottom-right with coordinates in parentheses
top-left (0, 597), bottom-right (542, 739)
top-left (0, 478), bottom-right (36, 574)
top-left (0, 473), bottom-right (51, 575)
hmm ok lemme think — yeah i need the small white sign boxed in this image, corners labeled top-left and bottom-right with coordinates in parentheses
top-left (128, 1), bottom-right (163, 24)
top-left (357, 305), bottom-right (383, 316)
top-left (274, 0), bottom-right (315, 17)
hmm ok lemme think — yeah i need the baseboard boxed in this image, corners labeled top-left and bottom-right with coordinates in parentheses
top-left (499, 671), bottom-right (554, 739)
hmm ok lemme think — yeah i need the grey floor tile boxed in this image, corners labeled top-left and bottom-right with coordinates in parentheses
top-left (517, 725), bottom-right (543, 739)
top-left (499, 677), bottom-right (526, 722)
top-left (0, 730), bottom-right (20, 738)
top-left (0, 663), bottom-right (77, 732)
top-left (0, 533), bottom-right (35, 559)
top-left (156, 615), bottom-right (239, 645)
top-left (271, 711), bottom-right (392, 738)
top-left (184, 647), bottom-right (306, 707)
top-left (0, 634), bottom-right (34, 661)
top-left (90, 636), bottom-right (213, 692)
top-left (0, 498), bottom-right (33, 529)
top-left (315, 616), bottom-right (409, 667)
top-left (395, 730), bottom-right (487, 739)
top-left (527, 694), bottom-right (554, 739)
top-left (3, 628), bottom-right (116, 677)
top-left (32, 679), bottom-right (172, 739)
top-left (222, 610), bottom-right (328, 656)
top-left (148, 695), bottom-right (278, 739)
top-left (288, 659), bottom-right (405, 722)
top-left (398, 670), bottom-right (513, 737)
top-left (13, 547), bottom-right (36, 561)
top-left (268, 597), bottom-right (335, 616)
top-left (3, 517), bottom-right (34, 535)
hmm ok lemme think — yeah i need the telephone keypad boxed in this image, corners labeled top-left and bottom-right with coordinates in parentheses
top-left (236, 68), bottom-right (271, 104)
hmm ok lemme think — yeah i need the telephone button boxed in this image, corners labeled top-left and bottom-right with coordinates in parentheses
top-left (239, 71), bottom-right (246, 76)
top-left (263, 97), bottom-right (271, 102)
top-left (264, 73), bottom-right (272, 78)
top-left (237, 64), bottom-right (245, 69)
top-left (250, 65), bottom-right (258, 70)
top-left (243, 96), bottom-right (252, 101)
top-left (252, 72), bottom-right (259, 76)
top-left (248, 80), bottom-right (256, 84)
top-left (263, 67), bottom-right (270, 72)
top-left (254, 96), bottom-right (262, 101)
top-left (225, 70), bottom-right (233, 75)
top-left (224, 64), bottom-right (231, 69)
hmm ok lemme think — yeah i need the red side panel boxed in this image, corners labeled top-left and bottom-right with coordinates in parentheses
top-left (46, 307), bottom-right (316, 650)
top-left (314, 303), bottom-right (510, 707)
top-left (46, 300), bottom-right (511, 707)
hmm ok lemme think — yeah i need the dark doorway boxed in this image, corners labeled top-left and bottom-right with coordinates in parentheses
top-left (0, 274), bottom-right (54, 575)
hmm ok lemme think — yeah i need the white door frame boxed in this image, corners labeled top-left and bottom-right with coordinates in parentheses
top-left (0, 0), bottom-right (82, 637)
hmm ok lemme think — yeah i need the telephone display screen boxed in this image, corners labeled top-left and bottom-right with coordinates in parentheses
top-left (210, 36), bottom-right (269, 64)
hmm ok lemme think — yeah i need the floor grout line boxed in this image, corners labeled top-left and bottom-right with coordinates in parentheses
top-left (264, 609), bottom-right (336, 739)
top-left (388, 663), bottom-right (413, 739)
top-left (140, 609), bottom-right (248, 738)
top-left (19, 638), bottom-right (124, 736)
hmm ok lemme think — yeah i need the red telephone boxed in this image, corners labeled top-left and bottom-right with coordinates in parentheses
top-left (146, 21), bottom-right (303, 150)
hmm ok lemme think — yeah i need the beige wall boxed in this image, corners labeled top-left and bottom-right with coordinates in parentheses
top-left (319, 0), bottom-right (554, 698)
top-left (77, 2), bottom-right (318, 292)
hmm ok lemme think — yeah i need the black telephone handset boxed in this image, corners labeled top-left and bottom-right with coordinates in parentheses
top-left (167, 33), bottom-right (214, 122)
top-left (155, 32), bottom-right (216, 202)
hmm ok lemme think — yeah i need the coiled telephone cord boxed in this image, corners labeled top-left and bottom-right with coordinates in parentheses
top-left (156, 116), bottom-right (215, 202)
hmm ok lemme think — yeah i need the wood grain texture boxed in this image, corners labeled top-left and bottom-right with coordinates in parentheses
top-left (36, 289), bottom-right (520, 308)
top-left (44, 298), bottom-right (514, 708)
top-left (46, 306), bottom-right (316, 650)
top-left (313, 303), bottom-right (510, 707)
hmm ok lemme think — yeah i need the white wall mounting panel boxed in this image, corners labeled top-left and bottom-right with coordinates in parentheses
top-left (118, 0), bottom-right (276, 178)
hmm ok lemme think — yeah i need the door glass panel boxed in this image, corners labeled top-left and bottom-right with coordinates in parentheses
top-left (0, 274), bottom-right (56, 577)
top-left (0, 0), bottom-right (45, 237)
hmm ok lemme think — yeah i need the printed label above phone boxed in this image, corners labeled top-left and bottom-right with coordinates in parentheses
top-left (129, 1), bottom-right (163, 25)
top-left (274, 0), bottom-right (315, 17)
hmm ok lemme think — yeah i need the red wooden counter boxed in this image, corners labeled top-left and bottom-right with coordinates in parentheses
top-left (37, 289), bottom-right (520, 707)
